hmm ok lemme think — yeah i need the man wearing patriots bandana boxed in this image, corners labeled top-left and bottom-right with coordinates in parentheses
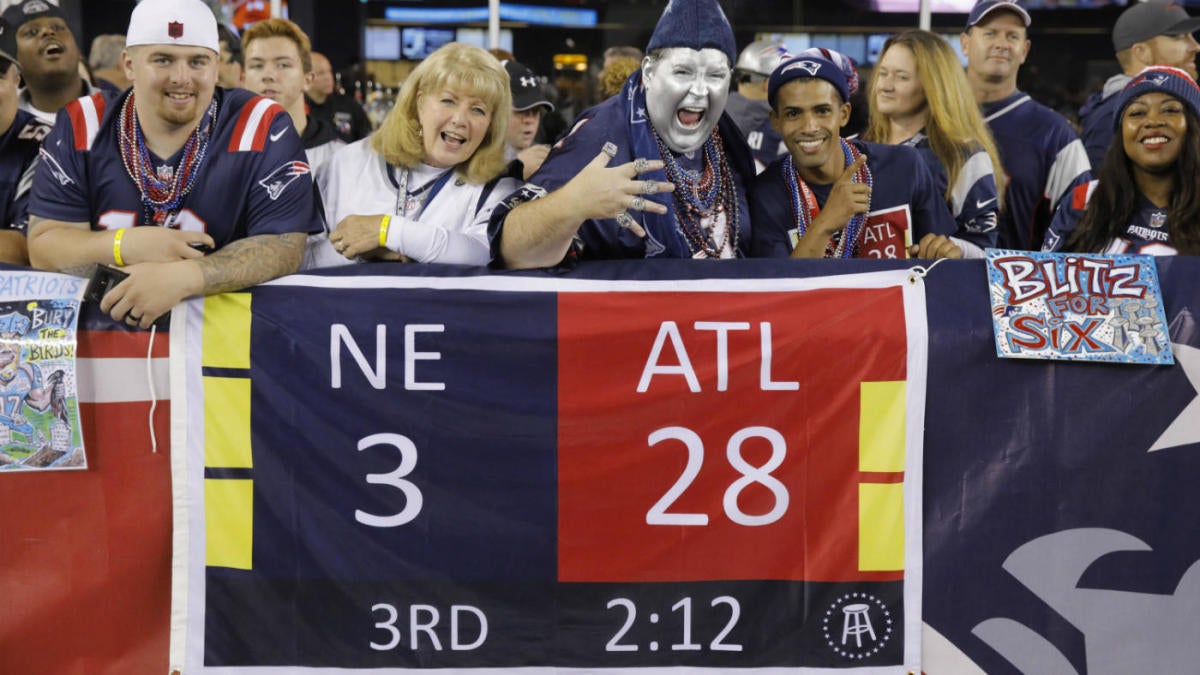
top-left (26, 0), bottom-right (321, 330)
top-left (750, 54), bottom-right (960, 260)
top-left (489, 0), bottom-right (754, 267)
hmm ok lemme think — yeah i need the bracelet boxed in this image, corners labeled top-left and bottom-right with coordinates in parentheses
top-left (113, 228), bottom-right (126, 266)
top-left (378, 215), bottom-right (392, 248)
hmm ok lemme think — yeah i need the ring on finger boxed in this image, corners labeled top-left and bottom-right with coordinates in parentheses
top-left (615, 212), bottom-right (634, 229)
top-left (633, 158), bottom-right (649, 173)
top-left (642, 180), bottom-right (659, 195)
top-left (631, 196), bottom-right (645, 211)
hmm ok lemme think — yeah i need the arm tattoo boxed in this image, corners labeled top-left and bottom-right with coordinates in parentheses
top-left (196, 232), bottom-right (306, 295)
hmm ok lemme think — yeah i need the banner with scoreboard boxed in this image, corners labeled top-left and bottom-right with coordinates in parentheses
top-left (168, 267), bottom-right (927, 674)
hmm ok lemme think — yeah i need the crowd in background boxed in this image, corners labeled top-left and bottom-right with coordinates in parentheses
top-left (0, 0), bottom-right (1197, 328)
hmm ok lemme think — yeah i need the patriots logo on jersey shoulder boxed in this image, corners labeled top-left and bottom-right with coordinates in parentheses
top-left (38, 148), bottom-right (73, 187)
top-left (258, 160), bottom-right (311, 201)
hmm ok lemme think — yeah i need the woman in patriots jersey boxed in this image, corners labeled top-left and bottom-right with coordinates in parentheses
top-left (1044, 66), bottom-right (1200, 256)
top-left (861, 30), bottom-right (1003, 257)
top-left (315, 43), bottom-right (521, 268)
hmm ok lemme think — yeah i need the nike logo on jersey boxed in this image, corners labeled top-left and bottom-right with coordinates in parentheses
top-left (976, 197), bottom-right (997, 209)
top-left (269, 128), bottom-right (287, 142)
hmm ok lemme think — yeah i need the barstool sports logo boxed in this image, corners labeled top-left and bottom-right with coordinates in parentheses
top-left (821, 592), bottom-right (895, 660)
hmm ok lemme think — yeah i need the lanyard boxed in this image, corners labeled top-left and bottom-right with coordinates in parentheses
top-left (391, 166), bottom-right (454, 221)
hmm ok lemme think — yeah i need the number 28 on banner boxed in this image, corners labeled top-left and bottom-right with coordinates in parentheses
top-left (556, 290), bottom-right (911, 584)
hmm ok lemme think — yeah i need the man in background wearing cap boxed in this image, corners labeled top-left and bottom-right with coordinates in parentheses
top-left (726, 39), bottom-right (788, 173)
top-left (751, 55), bottom-right (959, 260)
top-left (0, 17), bottom-right (50, 265)
top-left (306, 51), bottom-right (370, 144)
top-left (241, 17), bottom-right (343, 171)
top-left (1079, 0), bottom-right (1200, 169)
top-left (490, 0), bottom-right (753, 267)
top-left (503, 59), bottom-right (554, 180)
top-left (2, 0), bottom-right (96, 126)
top-left (26, 0), bottom-right (321, 329)
top-left (962, 0), bottom-right (1091, 251)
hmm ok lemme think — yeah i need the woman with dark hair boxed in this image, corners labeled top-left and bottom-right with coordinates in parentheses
top-left (1045, 65), bottom-right (1200, 255)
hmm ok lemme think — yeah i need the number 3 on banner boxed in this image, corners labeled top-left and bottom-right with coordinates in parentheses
top-left (646, 426), bottom-right (789, 527)
top-left (356, 433), bottom-right (424, 527)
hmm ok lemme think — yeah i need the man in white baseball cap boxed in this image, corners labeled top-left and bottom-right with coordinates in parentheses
top-left (26, 0), bottom-right (322, 329)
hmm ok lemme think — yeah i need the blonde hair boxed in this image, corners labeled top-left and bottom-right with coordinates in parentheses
top-left (241, 18), bottom-right (312, 73)
top-left (863, 30), bottom-right (1005, 204)
top-left (599, 56), bottom-right (640, 99)
top-left (371, 43), bottom-right (511, 185)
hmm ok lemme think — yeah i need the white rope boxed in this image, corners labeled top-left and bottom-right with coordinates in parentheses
top-left (147, 323), bottom-right (158, 453)
top-left (907, 256), bottom-right (951, 285)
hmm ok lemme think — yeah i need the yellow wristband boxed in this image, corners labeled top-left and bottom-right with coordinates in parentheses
top-left (379, 215), bottom-right (392, 248)
top-left (113, 228), bottom-right (126, 267)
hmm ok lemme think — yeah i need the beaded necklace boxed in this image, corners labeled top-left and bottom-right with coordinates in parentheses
top-left (652, 130), bottom-right (739, 258)
top-left (117, 92), bottom-right (217, 227)
top-left (783, 139), bottom-right (872, 258)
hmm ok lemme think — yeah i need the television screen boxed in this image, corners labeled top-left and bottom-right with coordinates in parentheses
top-left (364, 25), bottom-right (401, 61)
top-left (401, 27), bottom-right (456, 60)
top-left (455, 27), bottom-right (515, 54)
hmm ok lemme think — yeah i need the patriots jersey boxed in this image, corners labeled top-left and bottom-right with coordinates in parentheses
top-left (1078, 74), bottom-right (1129, 170)
top-left (1043, 181), bottom-right (1177, 256)
top-left (983, 90), bottom-right (1092, 250)
top-left (489, 91), bottom-right (755, 261)
top-left (724, 92), bottom-right (786, 173)
top-left (902, 132), bottom-right (999, 250)
top-left (30, 87), bottom-right (322, 247)
top-left (0, 109), bottom-right (50, 232)
top-left (750, 140), bottom-right (956, 259)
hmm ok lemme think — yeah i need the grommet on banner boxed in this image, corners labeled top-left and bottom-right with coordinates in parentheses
top-left (907, 256), bottom-right (950, 284)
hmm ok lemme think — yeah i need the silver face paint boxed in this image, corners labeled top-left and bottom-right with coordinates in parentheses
top-left (643, 47), bottom-right (731, 154)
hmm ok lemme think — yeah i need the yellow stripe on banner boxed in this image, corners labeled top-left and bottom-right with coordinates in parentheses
top-left (859, 381), bottom-right (906, 473)
top-left (859, 482), bottom-right (904, 571)
top-left (205, 478), bottom-right (253, 569)
top-left (204, 377), bottom-right (252, 468)
top-left (202, 293), bottom-right (252, 370)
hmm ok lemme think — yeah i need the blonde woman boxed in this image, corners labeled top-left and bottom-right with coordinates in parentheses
top-left (312, 43), bottom-right (520, 267)
top-left (862, 30), bottom-right (1004, 256)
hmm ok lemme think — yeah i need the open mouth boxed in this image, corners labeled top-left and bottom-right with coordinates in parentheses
top-left (1140, 135), bottom-right (1171, 148)
top-left (676, 107), bottom-right (705, 129)
top-left (42, 42), bottom-right (65, 57)
top-left (795, 137), bottom-right (824, 153)
top-left (441, 131), bottom-right (466, 149)
top-left (166, 91), bottom-right (195, 104)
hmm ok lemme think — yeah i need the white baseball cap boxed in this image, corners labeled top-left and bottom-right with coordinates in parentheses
top-left (126, 0), bottom-right (219, 54)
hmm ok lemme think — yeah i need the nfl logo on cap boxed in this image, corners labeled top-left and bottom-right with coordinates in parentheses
top-left (125, 0), bottom-right (218, 53)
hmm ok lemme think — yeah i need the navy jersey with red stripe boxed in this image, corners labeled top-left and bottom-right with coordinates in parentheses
top-left (1043, 180), bottom-right (1177, 255)
top-left (982, 90), bottom-right (1091, 251)
top-left (750, 140), bottom-right (956, 259)
top-left (30, 87), bottom-right (322, 246)
top-left (0, 109), bottom-right (49, 232)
